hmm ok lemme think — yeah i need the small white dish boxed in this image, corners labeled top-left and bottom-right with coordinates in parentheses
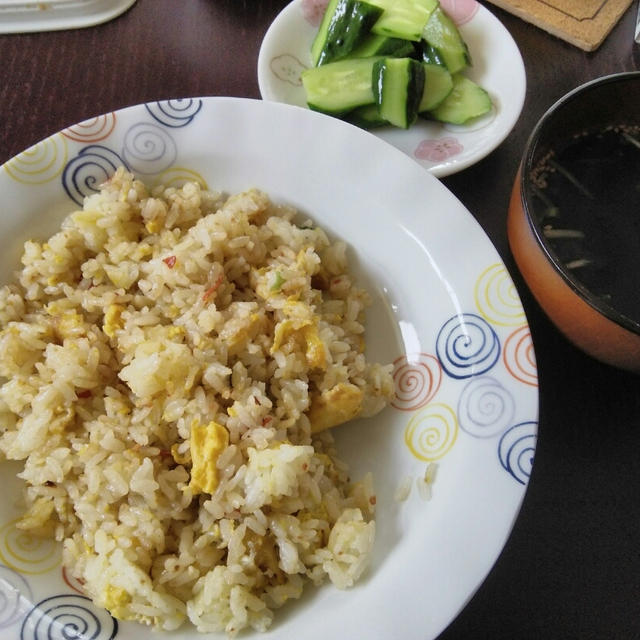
top-left (257, 0), bottom-right (526, 177)
top-left (0, 96), bottom-right (537, 640)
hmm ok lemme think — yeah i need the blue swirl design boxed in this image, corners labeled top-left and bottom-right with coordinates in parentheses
top-left (145, 99), bottom-right (203, 127)
top-left (458, 376), bottom-right (515, 438)
top-left (0, 564), bottom-right (33, 628)
top-left (62, 146), bottom-right (128, 205)
top-left (436, 313), bottom-right (500, 379)
top-left (498, 421), bottom-right (537, 485)
top-left (122, 122), bottom-right (177, 175)
top-left (21, 594), bottom-right (118, 640)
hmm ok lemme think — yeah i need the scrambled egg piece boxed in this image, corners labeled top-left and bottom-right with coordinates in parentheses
top-left (189, 421), bottom-right (229, 495)
top-left (271, 301), bottom-right (327, 370)
top-left (272, 320), bottom-right (326, 369)
top-left (145, 219), bottom-right (163, 234)
top-left (227, 312), bottom-right (267, 356)
top-left (302, 324), bottom-right (326, 369)
top-left (103, 263), bottom-right (139, 290)
top-left (46, 303), bottom-right (85, 339)
top-left (167, 326), bottom-right (184, 339)
top-left (103, 584), bottom-right (132, 619)
top-left (103, 304), bottom-right (124, 338)
top-left (170, 442), bottom-right (190, 465)
top-left (56, 311), bottom-right (85, 339)
top-left (308, 383), bottom-right (364, 433)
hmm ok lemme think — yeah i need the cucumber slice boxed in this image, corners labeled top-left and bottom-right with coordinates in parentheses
top-left (302, 57), bottom-right (382, 115)
top-left (418, 63), bottom-right (453, 112)
top-left (373, 57), bottom-right (425, 129)
top-left (427, 74), bottom-right (492, 124)
top-left (348, 32), bottom-right (416, 58)
top-left (368, 0), bottom-right (438, 41)
top-left (345, 103), bottom-right (389, 129)
top-left (310, 0), bottom-right (384, 66)
top-left (422, 7), bottom-right (471, 74)
top-left (421, 42), bottom-right (446, 67)
top-left (311, 0), bottom-right (339, 66)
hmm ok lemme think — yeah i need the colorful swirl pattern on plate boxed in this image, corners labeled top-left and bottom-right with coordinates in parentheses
top-left (145, 99), bottom-right (203, 127)
top-left (499, 422), bottom-right (537, 485)
top-left (1, 99), bottom-right (207, 205)
top-left (62, 145), bottom-right (128, 205)
top-left (395, 263), bottom-right (537, 485)
top-left (21, 595), bottom-right (118, 640)
top-left (0, 520), bottom-right (61, 575)
top-left (4, 135), bottom-right (68, 185)
top-left (436, 312), bottom-right (501, 379)
top-left (391, 353), bottom-right (442, 411)
top-left (62, 114), bottom-right (117, 143)
top-left (458, 376), bottom-right (515, 438)
top-left (404, 403), bottom-right (458, 462)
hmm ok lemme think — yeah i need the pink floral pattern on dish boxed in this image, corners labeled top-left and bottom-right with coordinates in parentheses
top-left (302, 0), bottom-right (330, 26)
top-left (415, 137), bottom-right (464, 163)
top-left (439, 0), bottom-right (478, 25)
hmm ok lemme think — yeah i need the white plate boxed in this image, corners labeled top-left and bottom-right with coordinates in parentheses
top-left (0, 97), bottom-right (538, 640)
top-left (257, 0), bottom-right (526, 177)
top-left (0, 0), bottom-right (136, 33)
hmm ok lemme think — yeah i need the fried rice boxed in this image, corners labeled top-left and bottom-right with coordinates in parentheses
top-left (0, 168), bottom-right (394, 634)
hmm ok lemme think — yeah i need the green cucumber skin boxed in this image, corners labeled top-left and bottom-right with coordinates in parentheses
top-left (417, 63), bottom-right (453, 112)
top-left (313, 0), bottom-right (384, 66)
top-left (368, 0), bottom-right (438, 41)
top-left (422, 7), bottom-right (471, 74)
top-left (345, 103), bottom-right (389, 129)
top-left (426, 74), bottom-right (492, 124)
top-left (311, 0), bottom-right (340, 66)
top-left (302, 57), bottom-right (383, 115)
top-left (420, 42), bottom-right (446, 67)
top-left (348, 33), bottom-right (416, 58)
top-left (373, 57), bottom-right (425, 129)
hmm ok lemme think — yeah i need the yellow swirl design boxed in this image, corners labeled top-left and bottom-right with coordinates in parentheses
top-left (4, 134), bottom-right (68, 185)
top-left (0, 519), bottom-right (61, 575)
top-left (474, 263), bottom-right (525, 327)
top-left (151, 166), bottom-right (209, 190)
top-left (404, 403), bottom-right (458, 461)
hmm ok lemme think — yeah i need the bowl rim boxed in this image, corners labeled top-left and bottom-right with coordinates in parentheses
top-left (519, 71), bottom-right (640, 337)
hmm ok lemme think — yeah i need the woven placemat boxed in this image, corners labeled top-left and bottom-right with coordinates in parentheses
top-left (485, 0), bottom-right (634, 51)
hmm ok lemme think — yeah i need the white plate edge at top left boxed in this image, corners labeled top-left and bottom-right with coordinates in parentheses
top-left (257, 0), bottom-right (526, 177)
top-left (0, 0), bottom-right (137, 33)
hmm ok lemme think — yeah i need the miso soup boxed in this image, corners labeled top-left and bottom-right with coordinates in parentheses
top-left (529, 126), bottom-right (640, 326)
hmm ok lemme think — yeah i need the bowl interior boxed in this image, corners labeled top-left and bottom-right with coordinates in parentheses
top-left (521, 72), bottom-right (640, 335)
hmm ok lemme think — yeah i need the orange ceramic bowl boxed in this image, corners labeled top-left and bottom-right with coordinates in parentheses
top-left (508, 72), bottom-right (640, 373)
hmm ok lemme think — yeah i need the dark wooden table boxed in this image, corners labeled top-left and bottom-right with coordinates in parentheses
top-left (1, 1), bottom-right (639, 638)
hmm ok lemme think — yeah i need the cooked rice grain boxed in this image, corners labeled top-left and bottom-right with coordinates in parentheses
top-left (0, 168), bottom-right (394, 635)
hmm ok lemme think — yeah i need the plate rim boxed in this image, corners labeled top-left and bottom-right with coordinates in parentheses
top-left (0, 95), bottom-right (539, 640)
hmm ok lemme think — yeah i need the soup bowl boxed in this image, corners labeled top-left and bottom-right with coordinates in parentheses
top-left (508, 72), bottom-right (640, 373)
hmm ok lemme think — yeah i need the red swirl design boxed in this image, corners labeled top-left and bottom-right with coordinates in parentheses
top-left (503, 325), bottom-right (538, 386)
top-left (62, 566), bottom-right (86, 594)
top-left (391, 353), bottom-right (442, 411)
top-left (62, 113), bottom-right (116, 142)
